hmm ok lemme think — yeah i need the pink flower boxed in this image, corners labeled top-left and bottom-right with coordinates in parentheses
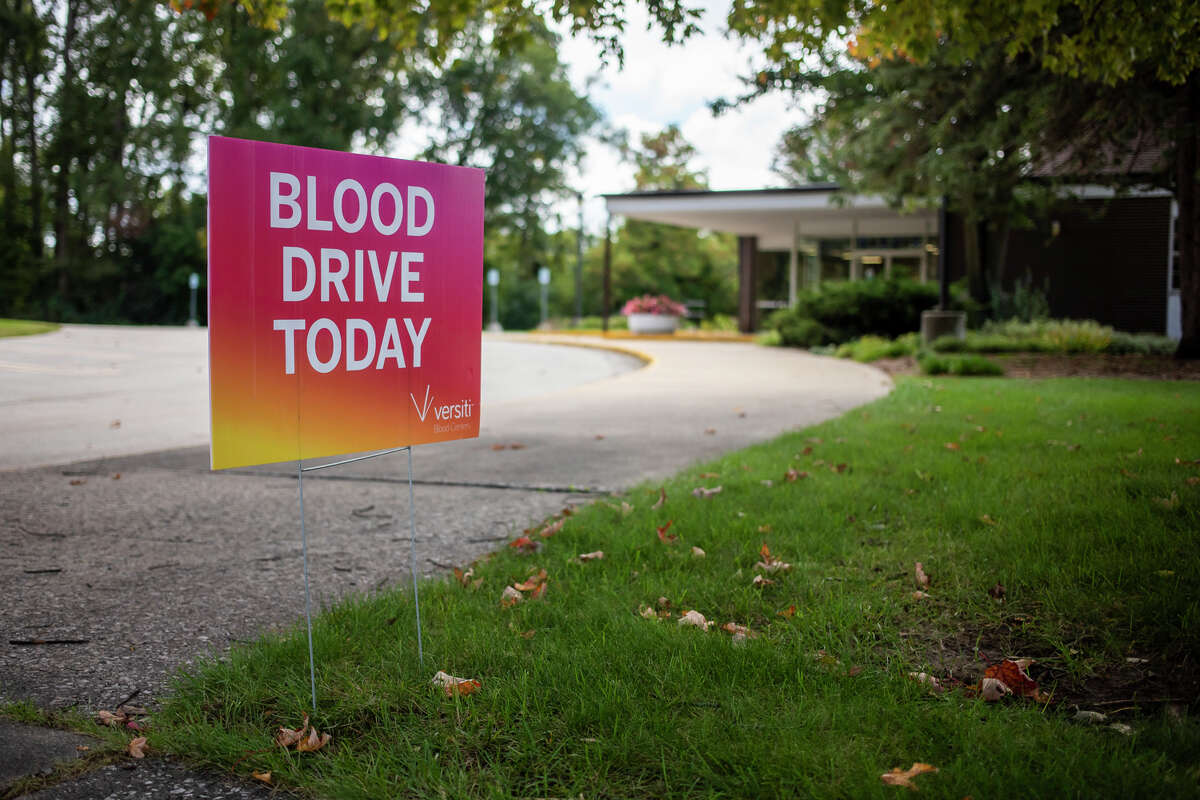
top-left (621, 294), bottom-right (688, 316)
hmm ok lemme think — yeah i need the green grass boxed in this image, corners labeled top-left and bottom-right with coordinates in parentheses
top-left (918, 352), bottom-right (1005, 376)
top-left (0, 318), bottom-right (58, 338)
top-left (154, 378), bottom-right (1200, 799)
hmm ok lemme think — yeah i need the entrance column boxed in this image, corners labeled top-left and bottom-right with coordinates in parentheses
top-left (738, 235), bottom-right (758, 333)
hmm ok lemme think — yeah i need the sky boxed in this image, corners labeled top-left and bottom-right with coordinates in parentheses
top-left (551, 1), bottom-right (804, 232)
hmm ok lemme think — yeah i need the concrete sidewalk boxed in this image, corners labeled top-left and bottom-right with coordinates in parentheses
top-left (0, 330), bottom-right (890, 797)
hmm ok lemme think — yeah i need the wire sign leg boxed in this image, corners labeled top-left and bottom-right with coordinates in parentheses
top-left (407, 447), bottom-right (425, 667)
top-left (299, 461), bottom-right (318, 713)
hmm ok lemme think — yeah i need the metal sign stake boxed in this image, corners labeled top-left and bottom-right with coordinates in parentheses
top-left (297, 445), bottom-right (426, 713)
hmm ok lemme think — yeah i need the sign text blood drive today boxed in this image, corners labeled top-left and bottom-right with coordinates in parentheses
top-left (207, 136), bottom-right (484, 470)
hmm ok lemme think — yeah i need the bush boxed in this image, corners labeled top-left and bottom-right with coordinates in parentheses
top-left (1105, 331), bottom-right (1178, 356)
top-left (776, 316), bottom-right (831, 348)
top-left (835, 333), bottom-right (919, 362)
top-left (918, 353), bottom-right (1004, 376)
top-left (769, 277), bottom-right (970, 346)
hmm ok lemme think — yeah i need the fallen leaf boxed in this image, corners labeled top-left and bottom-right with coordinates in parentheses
top-left (802, 446), bottom-right (813, 455)
top-left (778, 605), bottom-right (797, 618)
top-left (639, 604), bottom-right (657, 619)
top-left (96, 709), bottom-right (126, 727)
top-left (699, 472), bottom-right (720, 478)
top-left (1188, 476), bottom-right (1200, 486)
top-left (652, 487), bottom-right (667, 509)
top-left (491, 443), bottom-right (506, 451)
top-left (755, 543), bottom-right (792, 573)
top-left (656, 520), bottom-right (677, 544)
top-left (1109, 722), bottom-right (1134, 735)
top-left (111, 473), bottom-right (121, 480)
top-left (833, 463), bottom-right (848, 473)
top-left (1074, 710), bottom-right (1108, 724)
top-left (907, 672), bottom-right (945, 693)
top-left (127, 736), bottom-right (148, 759)
top-left (296, 727), bottom-right (331, 752)
top-left (704, 428), bottom-right (716, 435)
top-left (691, 546), bottom-right (706, 558)
top-left (692, 485), bottom-right (723, 498)
top-left (453, 567), bottom-right (475, 587)
top-left (988, 582), bottom-right (1006, 601)
top-left (540, 518), bottom-right (565, 538)
top-left (508, 536), bottom-right (539, 553)
top-left (594, 434), bottom-right (605, 440)
top-left (578, 551), bottom-right (605, 561)
top-left (983, 659), bottom-right (1040, 699)
top-left (508, 443), bottom-right (526, 450)
top-left (944, 442), bottom-right (960, 451)
top-left (620, 502), bottom-right (634, 515)
top-left (513, 569), bottom-right (548, 591)
top-left (518, 629), bottom-right (536, 639)
top-left (757, 524), bottom-right (772, 533)
top-left (880, 762), bottom-right (938, 790)
top-left (75, 745), bottom-right (90, 752)
top-left (979, 514), bottom-right (997, 525)
top-left (432, 670), bottom-right (482, 697)
top-left (1154, 492), bottom-right (1180, 509)
top-left (109, 419), bottom-right (121, 429)
top-left (784, 468), bottom-right (801, 482)
top-left (530, 581), bottom-right (548, 600)
top-left (848, 665), bottom-right (864, 677)
top-left (500, 586), bottom-right (523, 607)
top-left (752, 574), bottom-right (775, 587)
top-left (914, 562), bottom-right (930, 589)
top-left (69, 479), bottom-right (86, 486)
top-left (677, 610), bottom-right (711, 629)
top-left (251, 771), bottom-right (272, 784)
top-left (275, 716), bottom-right (309, 748)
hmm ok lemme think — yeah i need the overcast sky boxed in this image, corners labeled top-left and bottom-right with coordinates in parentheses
top-left (553, 1), bottom-right (804, 232)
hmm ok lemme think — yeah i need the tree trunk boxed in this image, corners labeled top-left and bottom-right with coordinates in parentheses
top-left (962, 217), bottom-right (988, 304)
top-left (24, 55), bottom-right (41, 260)
top-left (52, 0), bottom-right (78, 307)
top-left (1177, 74), bottom-right (1200, 359)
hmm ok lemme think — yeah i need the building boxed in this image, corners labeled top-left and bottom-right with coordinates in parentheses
top-left (603, 186), bottom-right (1180, 337)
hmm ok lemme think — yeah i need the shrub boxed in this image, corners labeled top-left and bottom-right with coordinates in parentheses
top-left (918, 353), bottom-right (1004, 376)
top-left (700, 313), bottom-right (739, 332)
top-left (835, 333), bottom-right (920, 362)
top-left (776, 316), bottom-right (831, 348)
top-left (989, 273), bottom-right (1051, 323)
top-left (770, 277), bottom-right (963, 346)
top-left (1105, 331), bottom-right (1178, 356)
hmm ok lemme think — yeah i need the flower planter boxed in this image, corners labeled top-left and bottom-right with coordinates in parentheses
top-left (627, 313), bottom-right (679, 335)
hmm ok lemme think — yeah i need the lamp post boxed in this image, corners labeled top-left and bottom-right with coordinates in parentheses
top-left (537, 266), bottom-right (550, 328)
top-left (486, 268), bottom-right (502, 331)
top-left (187, 272), bottom-right (200, 327)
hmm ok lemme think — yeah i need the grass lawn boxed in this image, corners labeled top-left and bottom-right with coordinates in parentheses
top-left (0, 318), bottom-right (58, 338)
top-left (154, 377), bottom-right (1200, 799)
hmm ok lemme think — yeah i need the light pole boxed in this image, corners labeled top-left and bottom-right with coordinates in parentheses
top-left (537, 266), bottom-right (550, 328)
top-left (574, 191), bottom-right (584, 327)
top-left (187, 272), bottom-right (200, 327)
top-left (486, 268), bottom-right (502, 331)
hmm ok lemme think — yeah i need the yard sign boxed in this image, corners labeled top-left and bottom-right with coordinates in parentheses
top-left (208, 136), bottom-right (485, 470)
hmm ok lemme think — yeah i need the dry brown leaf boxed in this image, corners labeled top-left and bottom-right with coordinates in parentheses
top-left (530, 581), bottom-right (548, 600)
top-left (512, 569), bottom-right (548, 592)
top-left (656, 520), bottom-right (677, 544)
top-left (296, 728), bottom-right (331, 753)
top-left (620, 502), bottom-right (634, 515)
top-left (691, 546), bottom-right (706, 558)
top-left (911, 590), bottom-right (930, 600)
top-left (980, 677), bottom-right (1012, 701)
top-left (594, 434), bottom-right (605, 440)
top-left (784, 468), bottom-right (801, 482)
top-left (879, 762), bottom-right (937, 790)
top-left (944, 442), bottom-right (960, 451)
top-left (979, 514), bottom-right (997, 525)
top-left (988, 582), bottom-right (1006, 601)
top-left (500, 586), bottom-right (523, 607)
top-left (752, 574), bottom-right (775, 587)
top-left (275, 715), bottom-right (309, 748)
top-left (755, 543), bottom-right (792, 573)
top-left (508, 536), bottom-right (539, 553)
top-left (983, 659), bottom-right (1042, 699)
top-left (127, 736), bottom-right (148, 759)
top-left (651, 487), bottom-right (667, 509)
top-left (692, 485), bottom-right (723, 498)
top-left (848, 665), bottom-right (864, 677)
top-left (704, 428), bottom-right (716, 435)
top-left (914, 562), bottom-right (930, 588)
top-left (778, 605), bottom-right (797, 618)
top-left (639, 604), bottom-right (657, 619)
top-left (109, 419), bottom-right (121, 429)
top-left (96, 709), bottom-right (126, 727)
top-left (251, 771), bottom-right (272, 784)
top-left (69, 479), bottom-right (86, 486)
top-left (518, 629), bottom-right (536, 639)
top-left (111, 473), bottom-right (121, 480)
top-left (833, 463), bottom-right (848, 473)
top-left (540, 518), bottom-right (565, 538)
top-left (758, 524), bottom-right (772, 533)
top-left (432, 670), bottom-right (482, 697)
top-left (907, 672), bottom-right (945, 693)
top-left (699, 472), bottom-right (720, 478)
top-left (453, 567), bottom-right (475, 587)
top-left (677, 610), bottom-right (711, 630)
top-left (802, 446), bottom-right (813, 455)
top-left (578, 551), bottom-right (605, 562)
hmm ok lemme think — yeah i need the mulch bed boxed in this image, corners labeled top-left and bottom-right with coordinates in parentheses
top-left (871, 353), bottom-right (1200, 381)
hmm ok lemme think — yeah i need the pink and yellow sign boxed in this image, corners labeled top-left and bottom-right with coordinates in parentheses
top-left (207, 136), bottom-right (484, 470)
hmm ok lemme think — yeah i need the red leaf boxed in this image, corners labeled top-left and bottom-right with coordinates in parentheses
top-left (656, 520), bottom-right (677, 544)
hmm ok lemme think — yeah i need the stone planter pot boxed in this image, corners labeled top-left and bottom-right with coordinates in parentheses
top-left (626, 313), bottom-right (680, 335)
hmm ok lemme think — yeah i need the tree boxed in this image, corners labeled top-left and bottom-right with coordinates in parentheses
top-left (728, 0), bottom-right (1200, 355)
top-left (606, 126), bottom-right (738, 317)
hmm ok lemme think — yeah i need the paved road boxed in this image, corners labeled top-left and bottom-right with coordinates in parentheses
top-left (0, 326), bottom-right (642, 471)
top-left (0, 325), bottom-right (890, 798)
